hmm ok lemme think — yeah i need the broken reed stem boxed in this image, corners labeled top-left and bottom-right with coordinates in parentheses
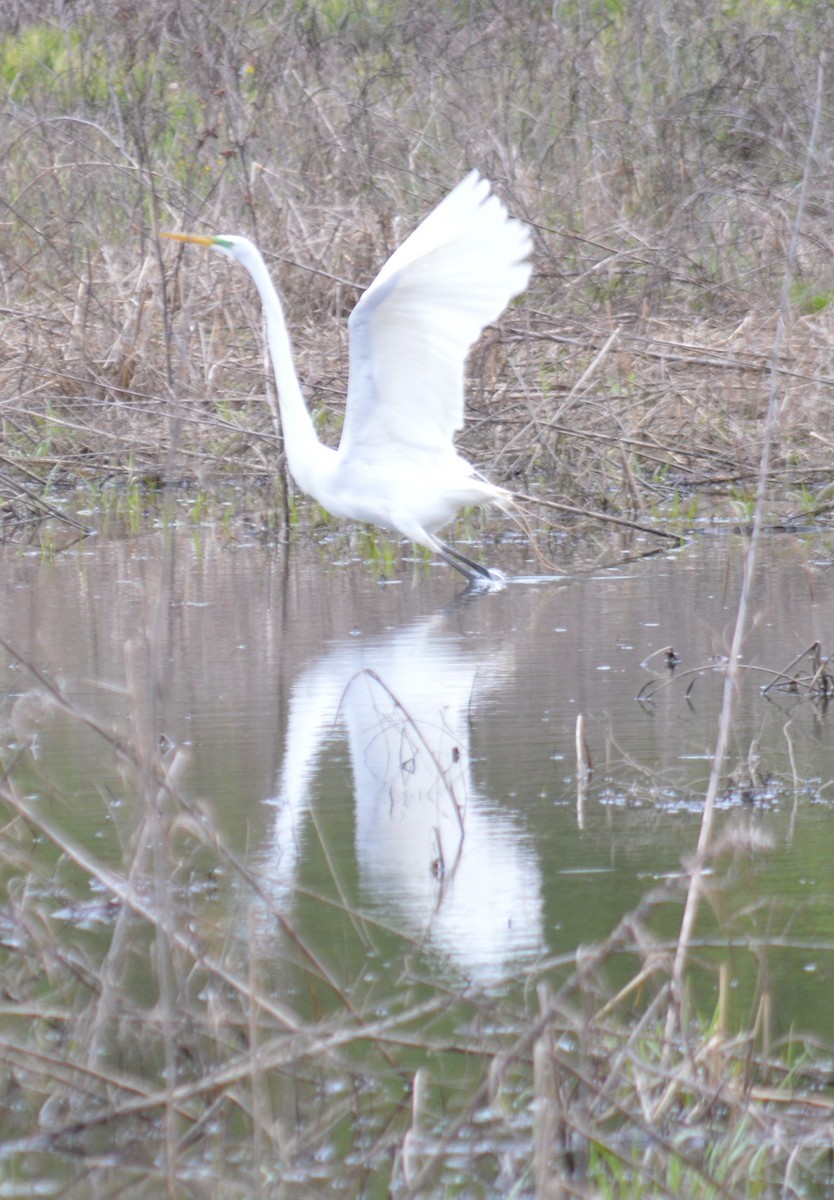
top-left (667, 59), bottom-right (825, 1027)
top-left (511, 490), bottom-right (683, 542)
top-left (140, 153), bottom-right (185, 1178)
top-left (551, 325), bottom-right (620, 422)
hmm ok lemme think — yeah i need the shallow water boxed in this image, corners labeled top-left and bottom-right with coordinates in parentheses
top-left (3, 523), bottom-right (834, 1037)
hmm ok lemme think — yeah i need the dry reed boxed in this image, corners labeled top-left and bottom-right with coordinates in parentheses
top-left (1, 0), bottom-right (833, 543)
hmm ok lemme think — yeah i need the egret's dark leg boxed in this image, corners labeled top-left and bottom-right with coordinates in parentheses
top-left (432, 536), bottom-right (501, 584)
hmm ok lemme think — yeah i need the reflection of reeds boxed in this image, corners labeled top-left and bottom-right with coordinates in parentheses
top-left (1, 622), bottom-right (833, 1196)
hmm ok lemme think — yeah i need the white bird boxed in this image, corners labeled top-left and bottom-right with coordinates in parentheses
top-left (163, 171), bottom-right (532, 583)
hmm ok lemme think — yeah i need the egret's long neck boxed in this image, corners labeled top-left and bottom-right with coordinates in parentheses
top-left (240, 246), bottom-right (331, 495)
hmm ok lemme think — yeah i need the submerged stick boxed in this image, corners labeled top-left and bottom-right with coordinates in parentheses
top-left (0, 466), bottom-right (92, 534)
top-left (511, 489), bottom-right (683, 542)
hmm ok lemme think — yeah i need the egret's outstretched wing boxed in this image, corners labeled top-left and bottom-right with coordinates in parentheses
top-left (340, 172), bottom-right (532, 461)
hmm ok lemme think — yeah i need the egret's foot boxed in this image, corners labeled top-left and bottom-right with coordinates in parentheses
top-left (463, 566), bottom-right (506, 592)
top-left (433, 536), bottom-right (504, 586)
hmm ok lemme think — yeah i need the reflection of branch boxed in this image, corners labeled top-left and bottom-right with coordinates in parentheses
top-left (0, 636), bottom-right (135, 766)
top-left (637, 650), bottom-right (834, 707)
top-left (0, 466), bottom-right (91, 535)
top-left (637, 661), bottom-right (726, 706)
top-left (342, 668), bottom-right (466, 837)
top-left (761, 640), bottom-right (834, 699)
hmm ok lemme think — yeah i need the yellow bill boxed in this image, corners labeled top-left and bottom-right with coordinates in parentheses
top-left (160, 232), bottom-right (215, 246)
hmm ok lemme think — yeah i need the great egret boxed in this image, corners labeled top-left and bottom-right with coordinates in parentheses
top-left (163, 171), bottom-right (532, 583)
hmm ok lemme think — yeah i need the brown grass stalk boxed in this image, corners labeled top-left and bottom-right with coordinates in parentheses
top-left (667, 58), bottom-right (826, 1037)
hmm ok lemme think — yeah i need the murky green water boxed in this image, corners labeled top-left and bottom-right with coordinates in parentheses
top-left (3, 527), bottom-right (834, 1011)
top-left (2, 523), bottom-right (834, 1192)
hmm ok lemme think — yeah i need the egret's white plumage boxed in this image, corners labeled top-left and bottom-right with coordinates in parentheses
top-left (163, 171), bottom-right (532, 582)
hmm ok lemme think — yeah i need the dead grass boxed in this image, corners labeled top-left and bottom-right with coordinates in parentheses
top-left (1, 0), bottom-right (834, 538)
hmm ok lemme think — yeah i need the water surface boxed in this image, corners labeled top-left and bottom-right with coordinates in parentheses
top-left (3, 526), bottom-right (834, 1029)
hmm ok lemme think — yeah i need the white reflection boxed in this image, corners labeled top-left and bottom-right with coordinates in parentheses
top-left (265, 612), bottom-right (543, 985)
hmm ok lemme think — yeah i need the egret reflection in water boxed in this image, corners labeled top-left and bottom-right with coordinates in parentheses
top-left (264, 611), bottom-right (544, 984)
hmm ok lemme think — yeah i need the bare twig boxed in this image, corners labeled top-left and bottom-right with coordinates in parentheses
top-left (666, 58), bottom-right (826, 1041)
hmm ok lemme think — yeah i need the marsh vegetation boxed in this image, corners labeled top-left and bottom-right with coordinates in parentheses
top-left (2, 0), bottom-right (834, 1195)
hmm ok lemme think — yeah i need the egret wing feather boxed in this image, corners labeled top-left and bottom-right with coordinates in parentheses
top-left (341, 173), bottom-right (531, 462)
top-left (361, 170), bottom-right (491, 294)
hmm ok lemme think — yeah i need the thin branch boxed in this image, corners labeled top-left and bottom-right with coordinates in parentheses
top-left (666, 57), bottom-right (826, 1031)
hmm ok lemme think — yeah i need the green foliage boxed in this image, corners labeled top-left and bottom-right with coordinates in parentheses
top-left (357, 527), bottom-right (397, 575)
top-left (190, 490), bottom-right (208, 524)
top-left (661, 490), bottom-right (701, 526)
top-left (287, 491), bottom-right (300, 528)
top-left (31, 412), bottom-right (57, 460)
top-left (300, 0), bottom-right (398, 33)
top-left (790, 282), bottom-right (834, 315)
top-left (0, 23), bottom-right (78, 95)
top-left (0, 18), bottom-right (203, 162)
top-left (730, 486), bottom-right (757, 521)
